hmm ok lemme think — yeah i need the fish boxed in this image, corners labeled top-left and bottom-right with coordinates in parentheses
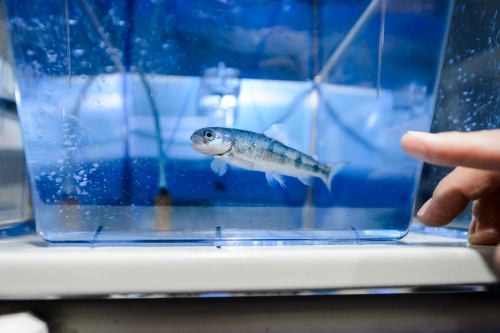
top-left (190, 125), bottom-right (343, 190)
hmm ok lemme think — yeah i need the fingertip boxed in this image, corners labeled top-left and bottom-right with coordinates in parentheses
top-left (416, 198), bottom-right (450, 227)
top-left (400, 132), bottom-right (411, 151)
top-left (401, 130), bottom-right (421, 146)
top-left (416, 198), bottom-right (431, 217)
top-left (401, 131), bottom-right (431, 158)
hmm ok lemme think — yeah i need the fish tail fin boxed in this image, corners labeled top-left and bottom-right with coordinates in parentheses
top-left (323, 162), bottom-right (345, 192)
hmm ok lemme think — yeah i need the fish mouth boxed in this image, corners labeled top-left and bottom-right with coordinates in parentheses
top-left (190, 134), bottom-right (204, 145)
top-left (190, 141), bottom-right (205, 152)
top-left (190, 139), bottom-right (215, 155)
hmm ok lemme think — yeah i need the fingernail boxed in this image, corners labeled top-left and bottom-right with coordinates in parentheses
top-left (468, 228), bottom-right (500, 245)
top-left (407, 131), bottom-right (438, 143)
top-left (417, 199), bottom-right (432, 219)
top-left (405, 131), bottom-right (431, 139)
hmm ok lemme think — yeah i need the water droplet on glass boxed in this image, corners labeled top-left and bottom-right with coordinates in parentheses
top-left (47, 51), bottom-right (58, 63)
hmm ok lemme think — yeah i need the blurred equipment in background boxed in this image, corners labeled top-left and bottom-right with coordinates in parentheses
top-left (0, 3), bottom-right (33, 232)
top-left (198, 62), bottom-right (241, 128)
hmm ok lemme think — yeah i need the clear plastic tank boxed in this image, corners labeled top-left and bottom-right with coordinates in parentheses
top-left (3, 0), bottom-right (452, 243)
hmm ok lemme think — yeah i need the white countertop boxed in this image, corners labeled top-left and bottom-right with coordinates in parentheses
top-left (0, 225), bottom-right (497, 299)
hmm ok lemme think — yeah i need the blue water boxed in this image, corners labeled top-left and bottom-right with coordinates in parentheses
top-left (11, 74), bottom-right (426, 243)
top-left (34, 158), bottom-right (414, 208)
top-left (3, 0), bottom-right (451, 243)
top-left (33, 164), bottom-right (415, 242)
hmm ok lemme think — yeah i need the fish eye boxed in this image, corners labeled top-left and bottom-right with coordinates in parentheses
top-left (204, 130), bottom-right (215, 141)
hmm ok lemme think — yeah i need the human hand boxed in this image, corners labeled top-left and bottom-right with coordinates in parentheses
top-left (401, 130), bottom-right (500, 248)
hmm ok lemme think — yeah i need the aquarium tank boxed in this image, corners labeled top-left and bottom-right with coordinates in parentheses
top-left (2, 0), bottom-right (452, 243)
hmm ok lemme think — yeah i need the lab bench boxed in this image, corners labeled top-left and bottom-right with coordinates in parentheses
top-left (0, 225), bottom-right (497, 298)
top-left (0, 224), bottom-right (499, 332)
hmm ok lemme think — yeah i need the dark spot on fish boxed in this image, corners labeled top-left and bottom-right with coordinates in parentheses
top-left (294, 156), bottom-right (302, 167)
top-left (312, 164), bottom-right (320, 172)
top-left (268, 141), bottom-right (275, 153)
top-left (247, 142), bottom-right (256, 154)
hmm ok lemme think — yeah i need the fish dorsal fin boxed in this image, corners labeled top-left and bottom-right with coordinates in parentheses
top-left (263, 124), bottom-right (289, 145)
top-left (265, 172), bottom-right (286, 189)
top-left (210, 158), bottom-right (228, 176)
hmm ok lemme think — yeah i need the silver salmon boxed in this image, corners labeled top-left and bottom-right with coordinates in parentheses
top-left (190, 126), bottom-right (342, 190)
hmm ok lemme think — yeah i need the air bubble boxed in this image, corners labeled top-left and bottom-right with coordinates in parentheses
top-left (47, 51), bottom-right (58, 63)
top-left (73, 49), bottom-right (85, 57)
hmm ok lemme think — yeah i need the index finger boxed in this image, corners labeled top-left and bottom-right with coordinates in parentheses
top-left (401, 130), bottom-right (500, 171)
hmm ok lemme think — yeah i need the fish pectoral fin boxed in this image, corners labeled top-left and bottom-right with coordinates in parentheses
top-left (263, 124), bottom-right (289, 145)
top-left (265, 172), bottom-right (286, 189)
top-left (210, 158), bottom-right (228, 176)
top-left (297, 176), bottom-right (312, 186)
